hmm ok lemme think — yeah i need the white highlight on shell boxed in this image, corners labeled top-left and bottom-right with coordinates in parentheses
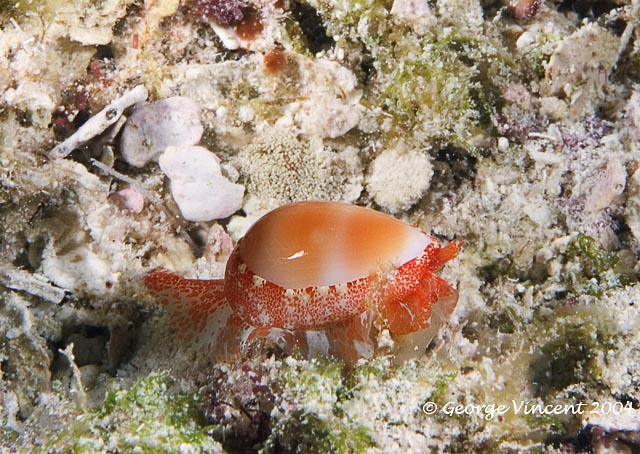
top-left (286, 250), bottom-right (306, 260)
top-left (398, 234), bottom-right (433, 271)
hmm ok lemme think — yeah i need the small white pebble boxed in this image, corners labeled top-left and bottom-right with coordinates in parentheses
top-left (159, 146), bottom-right (244, 221)
top-left (366, 145), bottom-right (433, 213)
top-left (497, 136), bottom-right (509, 151)
top-left (120, 97), bottom-right (203, 167)
top-left (391, 0), bottom-right (433, 21)
top-left (109, 188), bottom-right (145, 213)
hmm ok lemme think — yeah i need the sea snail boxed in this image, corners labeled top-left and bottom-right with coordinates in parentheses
top-left (145, 201), bottom-right (461, 364)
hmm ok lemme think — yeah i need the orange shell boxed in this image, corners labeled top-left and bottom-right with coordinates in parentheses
top-left (237, 201), bottom-right (432, 288)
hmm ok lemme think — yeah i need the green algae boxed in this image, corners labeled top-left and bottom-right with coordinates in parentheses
top-left (564, 233), bottom-right (637, 297)
top-left (424, 370), bottom-right (457, 406)
top-left (43, 372), bottom-right (221, 454)
top-left (342, 356), bottom-right (392, 393)
top-left (263, 410), bottom-right (374, 454)
top-left (269, 357), bottom-right (375, 453)
top-left (567, 233), bottom-right (618, 277)
top-left (378, 33), bottom-right (504, 139)
top-left (530, 323), bottom-right (601, 398)
top-left (307, 0), bottom-right (509, 150)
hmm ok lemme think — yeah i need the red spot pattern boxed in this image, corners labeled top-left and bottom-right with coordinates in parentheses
top-left (224, 250), bottom-right (373, 330)
top-left (381, 242), bottom-right (461, 335)
top-left (144, 240), bottom-right (460, 361)
top-left (144, 269), bottom-right (226, 339)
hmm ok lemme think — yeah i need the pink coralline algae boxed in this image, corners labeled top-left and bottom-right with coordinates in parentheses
top-left (190, 0), bottom-right (247, 26)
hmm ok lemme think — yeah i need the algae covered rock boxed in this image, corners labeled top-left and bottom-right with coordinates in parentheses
top-left (44, 372), bottom-right (223, 453)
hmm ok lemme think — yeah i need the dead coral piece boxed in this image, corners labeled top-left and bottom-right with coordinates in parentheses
top-left (584, 158), bottom-right (626, 213)
top-left (625, 88), bottom-right (640, 146)
top-left (0, 264), bottom-right (66, 304)
top-left (366, 145), bottom-right (434, 213)
top-left (235, 130), bottom-right (362, 206)
top-left (120, 96), bottom-right (203, 167)
top-left (294, 96), bottom-right (361, 139)
top-left (49, 85), bottom-right (148, 159)
top-left (625, 167), bottom-right (640, 243)
top-left (390, 0), bottom-right (436, 31)
top-left (57, 343), bottom-right (89, 412)
top-left (47, 0), bottom-right (134, 45)
top-left (41, 242), bottom-right (119, 295)
top-left (1, 293), bottom-right (54, 423)
top-left (288, 59), bottom-right (362, 139)
top-left (585, 407), bottom-right (640, 452)
top-left (159, 145), bottom-right (245, 221)
top-left (542, 24), bottom-right (619, 118)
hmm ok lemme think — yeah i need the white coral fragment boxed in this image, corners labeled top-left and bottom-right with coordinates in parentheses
top-left (585, 158), bottom-right (626, 213)
top-left (159, 146), bottom-right (245, 222)
top-left (49, 85), bottom-right (149, 159)
top-left (0, 264), bottom-right (66, 304)
top-left (120, 96), bottom-right (204, 167)
top-left (391, 0), bottom-right (431, 20)
top-left (3, 80), bottom-right (56, 118)
top-left (542, 24), bottom-right (619, 116)
top-left (294, 97), bottom-right (361, 139)
top-left (41, 244), bottom-right (118, 295)
top-left (366, 146), bottom-right (433, 213)
top-left (47, 0), bottom-right (132, 45)
top-left (284, 59), bottom-right (362, 139)
top-left (391, 0), bottom-right (435, 31)
top-left (626, 88), bottom-right (640, 145)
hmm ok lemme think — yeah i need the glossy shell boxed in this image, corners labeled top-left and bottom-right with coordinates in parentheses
top-left (237, 201), bottom-right (431, 288)
top-left (224, 201), bottom-right (437, 331)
